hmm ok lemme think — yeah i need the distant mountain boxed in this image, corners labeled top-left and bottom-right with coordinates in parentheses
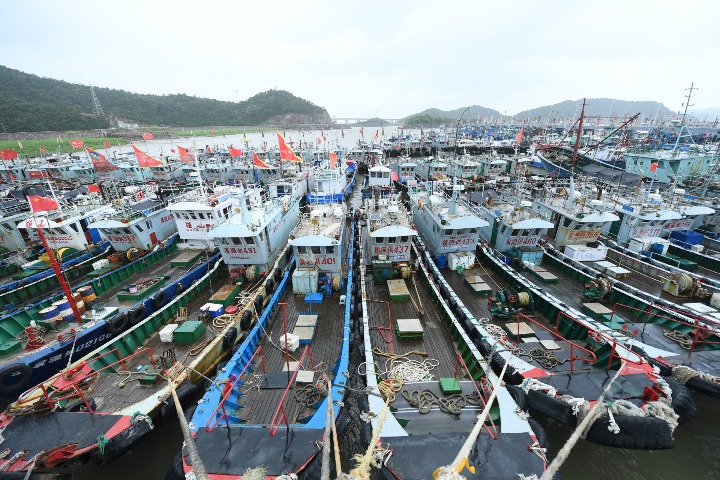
top-left (689, 107), bottom-right (720, 120)
top-left (0, 65), bottom-right (330, 133)
top-left (408, 105), bottom-right (503, 121)
top-left (513, 99), bottom-right (673, 120)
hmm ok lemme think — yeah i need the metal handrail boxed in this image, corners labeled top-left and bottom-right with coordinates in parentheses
top-left (515, 313), bottom-right (596, 374)
top-left (611, 302), bottom-right (720, 354)
top-left (205, 345), bottom-right (266, 432)
top-left (454, 353), bottom-right (498, 440)
top-left (269, 345), bottom-right (313, 436)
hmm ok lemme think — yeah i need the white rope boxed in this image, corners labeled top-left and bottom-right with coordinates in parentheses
top-left (434, 360), bottom-right (510, 479)
top-left (520, 378), bottom-right (557, 398)
top-left (539, 364), bottom-right (626, 480)
top-left (168, 380), bottom-right (208, 480)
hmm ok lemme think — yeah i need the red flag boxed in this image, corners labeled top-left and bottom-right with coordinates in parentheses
top-left (329, 153), bottom-right (338, 169)
top-left (277, 132), bottom-right (302, 163)
top-left (87, 147), bottom-right (119, 171)
top-left (374, 130), bottom-right (379, 139)
top-left (0, 150), bottom-right (18, 160)
top-left (39, 146), bottom-right (47, 153)
top-left (360, 128), bottom-right (364, 137)
top-left (87, 184), bottom-right (101, 193)
top-left (177, 146), bottom-right (194, 163)
top-left (142, 133), bottom-right (154, 140)
top-left (28, 195), bottom-right (58, 213)
top-left (650, 162), bottom-right (658, 172)
top-left (17, 140), bottom-right (23, 149)
top-left (170, 148), bottom-right (176, 153)
top-left (103, 141), bottom-right (112, 149)
top-left (229, 147), bottom-right (243, 158)
top-left (252, 152), bottom-right (270, 169)
top-left (317, 138), bottom-right (321, 145)
top-left (211, 130), bottom-right (215, 137)
top-left (132, 144), bottom-right (164, 167)
top-left (69, 140), bottom-right (85, 149)
top-left (516, 127), bottom-right (523, 145)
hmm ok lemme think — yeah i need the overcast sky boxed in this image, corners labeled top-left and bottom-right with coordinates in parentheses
top-left (2, 0), bottom-right (719, 119)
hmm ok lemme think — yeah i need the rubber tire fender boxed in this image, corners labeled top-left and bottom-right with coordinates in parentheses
top-left (665, 377), bottom-right (696, 424)
top-left (527, 417), bottom-right (549, 450)
top-left (107, 312), bottom-right (129, 335)
top-left (65, 396), bottom-right (96, 412)
top-left (222, 327), bottom-right (238, 351)
top-left (128, 304), bottom-right (147, 326)
top-left (151, 289), bottom-right (168, 309)
top-left (505, 384), bottom-right (528, 411)
top-left (0, 363), bottom-right (32, 394)
top-left (273, 268), bottom-right (282, 283)
top-left (526, 390), bottom-right (577, 427)
top-left (685, 375), bottom-right (720, 399)
top-left (265, 279), bottom-right (275, 296)
top-left (584, 414), bottom-right (674, 450)
top-left (240, 310), bottom-right (253, 331)
top-left (489, 352), bottom-right (523, 385)
top-left (253, 294), bottom-right (264, 315)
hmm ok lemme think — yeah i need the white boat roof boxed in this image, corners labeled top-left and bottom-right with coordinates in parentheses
top-left (680, 205), bottom-right (715, 216)
top-left (370, 225), bottom-right (417, 237)
top-left (578, 211), bottom-right (620, 223)
top-left (166, 201), bottom-right (214, 211)
top-left (511, 218), bottom-right (554, 229)
top-left (369, 166), bottom-right (392, 172)
top-left (637, 209), bottom-right (683, 221)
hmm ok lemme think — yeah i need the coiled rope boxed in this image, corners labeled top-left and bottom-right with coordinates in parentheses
top-left (663, 329), bottom-right (694, 350)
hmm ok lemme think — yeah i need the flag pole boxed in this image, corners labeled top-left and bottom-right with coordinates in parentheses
top-left (29, 205), bottom-right (82, 323)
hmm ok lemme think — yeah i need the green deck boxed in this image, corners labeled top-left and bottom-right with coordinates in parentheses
top-left (87, 264), bottom-right (121, 278)
top-left (116, 277), bottom-right (166, 301)
top-left (170, 250), bottom-right (206, 268)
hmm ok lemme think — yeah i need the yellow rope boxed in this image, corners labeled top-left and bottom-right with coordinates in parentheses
top-left (372, 348), bottom-right (428, 359)
top-left (378, 378), bottom-right (403, 403)
top-left (348, 397), bottom-right (391, 480)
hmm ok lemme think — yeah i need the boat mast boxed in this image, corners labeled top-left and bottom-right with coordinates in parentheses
top-left (671, 82), bottom-right (696, 156)
top-left (571, 98), bottom-right (586, 173)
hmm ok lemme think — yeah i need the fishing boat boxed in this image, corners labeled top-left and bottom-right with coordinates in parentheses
top-left (306, 157), bottom-right (356, 205)
top-left (209, 184), bottom-right (301, 282)
top-left (389, 156), bottom-right (416, 188)
top-left (0, 245), bottom-right (254, 475)
top-left (350, 202), bottom-right (549, 478)
top-left (169, 203), bottom-right (356, 479)
top-left (164, 185), bottom-right (238, 249)
top-left (414, 157), bottom-right (448, 182)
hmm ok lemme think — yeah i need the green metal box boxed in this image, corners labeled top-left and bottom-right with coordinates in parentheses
top-left (439, 377), bottom-right (461, 394)
top-left (173, 320), bottom-right (206, 343)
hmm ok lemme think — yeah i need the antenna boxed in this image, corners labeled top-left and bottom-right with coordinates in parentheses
top-left (90, 84), bottom-right (104, 116)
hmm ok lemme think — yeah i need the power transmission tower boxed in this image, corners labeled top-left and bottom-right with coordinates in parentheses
top-left (90, 84), bottom-right (104, 115)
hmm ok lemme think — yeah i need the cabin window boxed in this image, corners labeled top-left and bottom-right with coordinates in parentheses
top-left (512, 229), bottom-right (520, 236)
top-left (326, 245), bottom-right (335, 254)
top-left (457, 229), bottom-right (466, 235)
top-left (500, 225), bottom-right (507, 235)
top-left (563, 218), bottom-right (572, 228)
top-left (146, 220), bottom-right (152, 230)
top-left (400, 236), bottom-right (409, 242)
top-left (122, 228), bottom-right (132, 235)
top-left (231, 237), bottom-right (242, 245)
top-left (311, 246), bottom-right (321, 254)
top-left (197, 213), bottom-right (204, 219)
top-left (190, 213), bottom-right (197, 220)
top-left (387, 237), bottom-right (397, 244)
top-left (376, 237), bottom-right (385, 244)
top-left (470, 228), bottom-right (477, 234)
top-left (297, 246), bottom-right (307, 254)
top-left (136, 223), bottom-right (144, 232)
top-left (246, 236), bottom-right (256, 245)
top-left (259, 232), bottom-right (264, 242)
top-left (68, 223), bottom-right (79, 233)
top-left (445, 229), bottom-right (454, 236)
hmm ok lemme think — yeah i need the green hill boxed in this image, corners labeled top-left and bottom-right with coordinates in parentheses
top-left (0, 65), bottom-right (329, 132)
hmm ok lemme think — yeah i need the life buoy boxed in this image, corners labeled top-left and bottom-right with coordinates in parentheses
top-left (107, 312), bottom-right (128, 335)
top-left (0, 363), bottom-right (33, 394)
top-left (223, 327), bottom-right (238, 350)
top-left (129, 304), bottom-right (147, 326)
top-left (508, 294), bottom-right (518, 303)
top-left (135, 191), bottom-right (145, 202)
top-left (152, 289), bottom-right (168, 309)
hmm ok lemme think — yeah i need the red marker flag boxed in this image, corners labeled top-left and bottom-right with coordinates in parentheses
top-left (28, 195), bottom-right (58, 213)
top-left (87, 147), bottom-right (119, 172)
top-left (329, 152), bottom-right (338, 169)
top-left (103, 141), bottom-right (112, 149)
top-left (516, 127), bottom-right (523, 145)
top-left (0, 150), bottom-right (18, 160)
top-left (142, 133), bottom-right (154, 140)
top-left (229, 147), bottom-right (243, 158)
top-left (87, 184), bottom-right (101, 193)
top-left (252, 152), bottom-right (270, 169)
top-left (69, 140), bottom-right (85, 149)
top-left (39, 146), bottom-right (47, 153)
top-left (132, 144), bottom-right (164, 167)
top-left (177, 146), bottom-right (195, 163)
top-left (277, 132), bottom-right (302, 163)
top-left (650, 162), bottom-right (658, 172)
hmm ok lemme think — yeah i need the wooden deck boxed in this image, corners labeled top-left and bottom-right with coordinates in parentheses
top-left (441, 263), bottom-right (595, 374)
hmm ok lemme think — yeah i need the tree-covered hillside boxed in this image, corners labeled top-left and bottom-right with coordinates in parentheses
top-left (0, 65), bottom-right (329, 132)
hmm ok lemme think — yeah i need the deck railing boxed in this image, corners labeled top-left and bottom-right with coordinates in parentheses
top-left (610, 302), bottom-right (720, 354)
top-left (205, 345), bottom-right (267, 432)
top-left (453, 353), bottom-right (498, 440)
top-left (269, 345), bottom-right (315, 436)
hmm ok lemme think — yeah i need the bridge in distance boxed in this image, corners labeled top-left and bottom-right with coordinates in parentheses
top-left (331, 117), bottom-right (403, 125)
